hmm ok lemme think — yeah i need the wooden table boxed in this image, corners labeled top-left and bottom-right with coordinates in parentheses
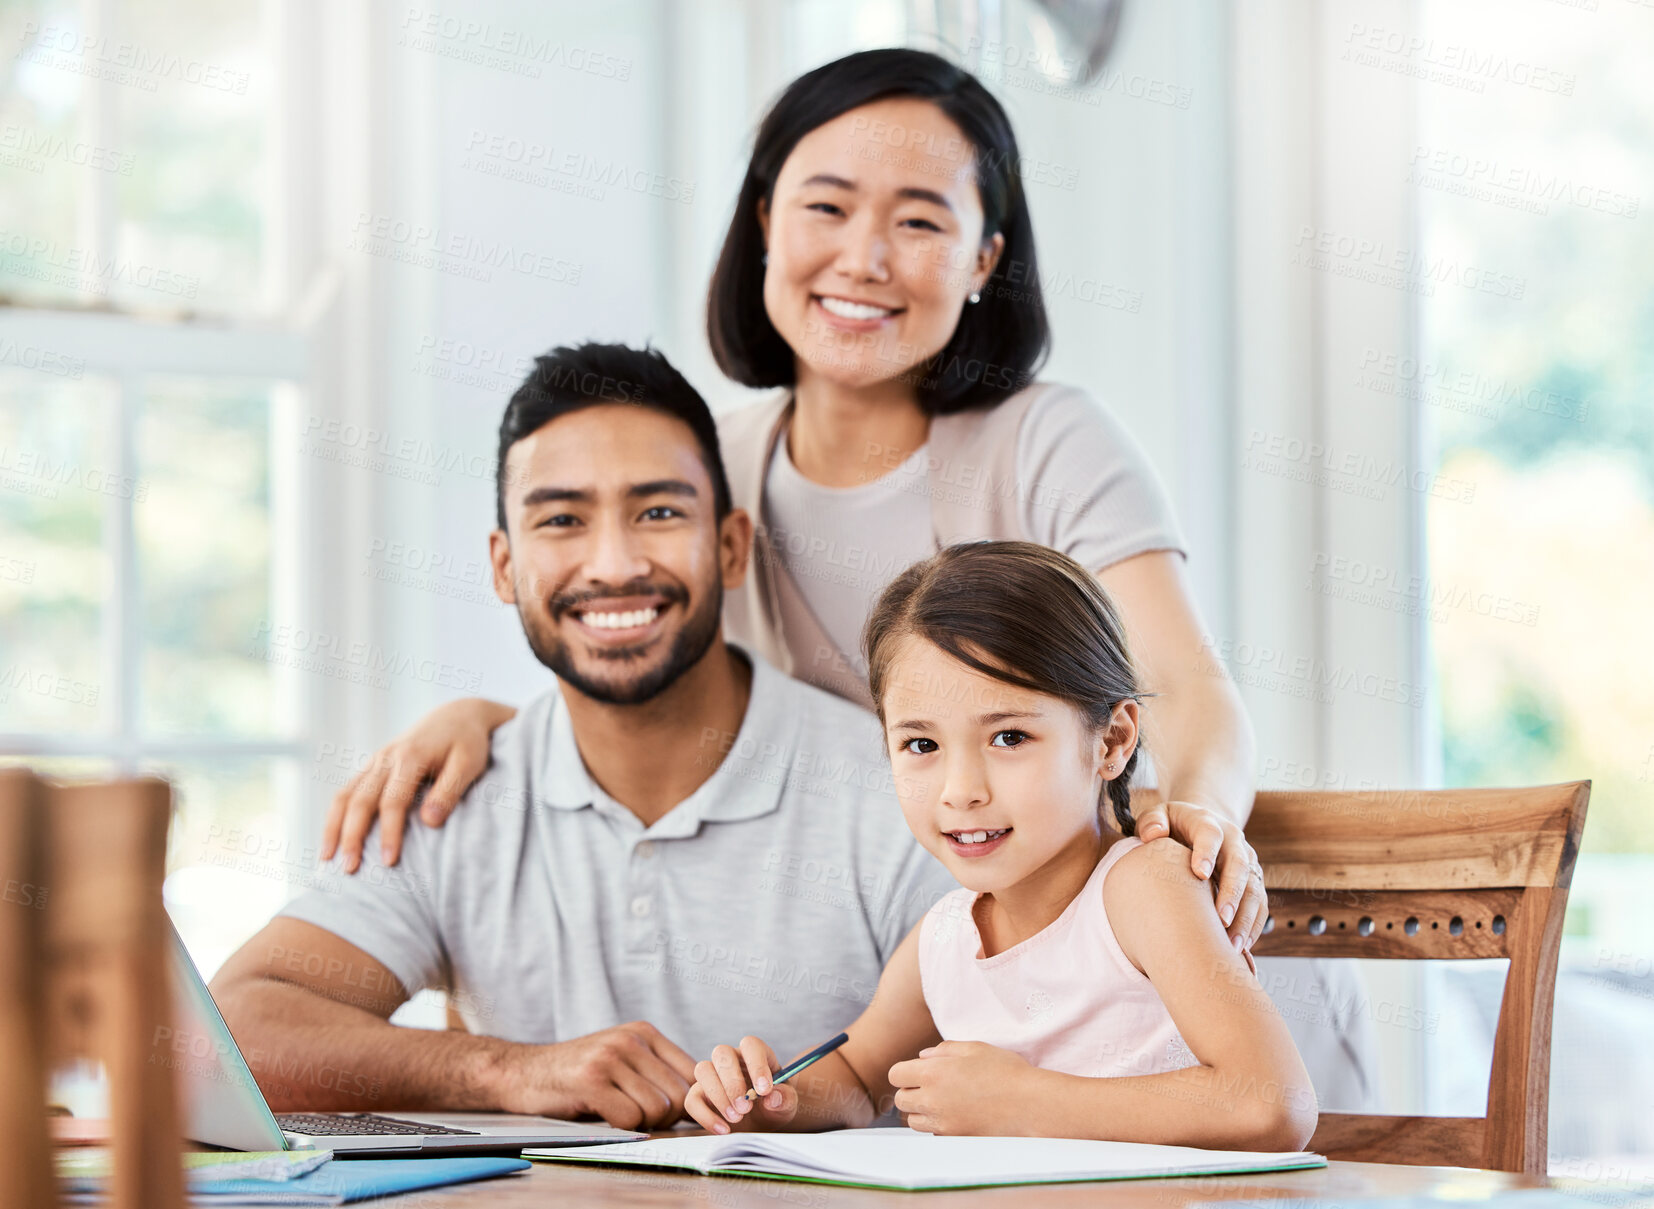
top-left (414, 1155), bottom-right (1547, 1206)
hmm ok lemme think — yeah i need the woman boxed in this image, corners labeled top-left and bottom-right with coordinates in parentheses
top-left (324, 48), bottom-right (1371, 1105)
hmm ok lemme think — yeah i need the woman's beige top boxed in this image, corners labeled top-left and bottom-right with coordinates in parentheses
top-left (716, 381), bottom-right (1187, 711)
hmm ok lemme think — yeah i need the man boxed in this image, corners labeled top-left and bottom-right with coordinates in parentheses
top-left (211, 343), bottom-right (955, 1129)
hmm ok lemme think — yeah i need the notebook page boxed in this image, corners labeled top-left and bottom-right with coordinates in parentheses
top-left (708, 1129), bottom-right (1324, 1190)
top-left (525, 1133), bottom-right (742, 1171)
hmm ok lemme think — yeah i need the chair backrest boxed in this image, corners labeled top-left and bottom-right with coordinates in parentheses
top-left (0, 768), bottom-right (185, 1209)
top-left (0, 769), bottom-right (55, 1209)
top-left (1248, 781), bottom-right (1589, 1175)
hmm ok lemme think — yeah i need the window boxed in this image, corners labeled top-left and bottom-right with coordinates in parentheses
top-left (0, 0), bottom-right (310, 980)
top-left (1416, 0), bottom-right (1654, 1164)
top-left (1232, 5), bottom-right (1654, 1161)
top-left (2, 0), bottom-right (269, 317)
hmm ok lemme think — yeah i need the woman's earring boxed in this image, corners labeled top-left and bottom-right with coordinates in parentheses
top-left (968, 290), bottom-right (981, 304)
top-left (762, 253), bottom-right (769, 266)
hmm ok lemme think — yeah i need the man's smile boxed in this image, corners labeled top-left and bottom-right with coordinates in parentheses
top-left (565, 596), bottom-right (675, 644)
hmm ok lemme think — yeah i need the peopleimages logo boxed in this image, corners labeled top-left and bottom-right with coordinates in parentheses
top-left (347, 212), bottom-right (582, 285)
top-left (1241, 428), bottom-right (1477, 504)
top-left (1291, 225), bottom-right (1526, 300)
top-left (249, 621), bottom-right (484, 693)
top-left (1408, 145), bottom-right (1639, 220)
top-left (460, 130), bottom-right (696, 203)
top-left (0, 123), bottom-right (135, 175)
top-left (396, 9), bottom-right (632, 81)
top-left (1340, 23), bottom-right (1576, 96)
top-left (0, 337), bottom-right (85, 379)
top-left (0, 229), bottom-right (200, 300)
top-left (0, 443), bottom-right (148, 501)
top-left (16, 21), bottom-right (252, 94)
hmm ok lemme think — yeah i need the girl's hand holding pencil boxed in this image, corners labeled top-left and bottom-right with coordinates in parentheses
top-left (686, 1032), bottom-right (851, 1134)
top-left (687, 1034), bottom-right (801, 1133)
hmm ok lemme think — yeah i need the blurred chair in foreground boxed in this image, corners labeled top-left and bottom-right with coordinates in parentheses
top-left (0, 768), bottom-right (184, 1209)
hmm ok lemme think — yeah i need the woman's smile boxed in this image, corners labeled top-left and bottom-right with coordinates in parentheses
top-left (811, 292), bottom-right (905, 331)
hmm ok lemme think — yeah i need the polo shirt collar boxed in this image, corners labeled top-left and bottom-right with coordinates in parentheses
top-left (539, 695), bottom-right (593, 811)
top-left (538, 643), bottom-right (794, 835)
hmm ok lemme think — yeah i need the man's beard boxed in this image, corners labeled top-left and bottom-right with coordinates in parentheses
top-left (518, 582), bottom-right (723, 706)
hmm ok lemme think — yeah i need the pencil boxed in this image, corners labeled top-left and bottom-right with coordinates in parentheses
top-left (739, 1032), bottom-right (850, 1103)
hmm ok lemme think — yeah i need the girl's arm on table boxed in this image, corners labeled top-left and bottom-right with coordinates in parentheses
top-left (684, 922), bottom-right (941, 1134)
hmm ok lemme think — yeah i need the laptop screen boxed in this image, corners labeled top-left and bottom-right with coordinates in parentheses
top-left (161, 917), bottom-right (290, 1152)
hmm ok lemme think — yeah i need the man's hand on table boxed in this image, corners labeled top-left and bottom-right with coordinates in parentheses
top-left (498, 1021), bottom-right (698, 1131)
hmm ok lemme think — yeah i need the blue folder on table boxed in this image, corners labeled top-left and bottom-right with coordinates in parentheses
top-left (174, 1156), bottom-right (531, 1204)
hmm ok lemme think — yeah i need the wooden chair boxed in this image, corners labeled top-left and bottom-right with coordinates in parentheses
top-left (1248, 780), bottom-right (1589, 1175)
top-left (0, 769), bottom-right (55, 1209)
top-left (0, 768), bottom-right (185, 1209)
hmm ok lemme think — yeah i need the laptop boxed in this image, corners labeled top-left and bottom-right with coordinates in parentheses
top-left (162, 921), bottom-right (647, 1154)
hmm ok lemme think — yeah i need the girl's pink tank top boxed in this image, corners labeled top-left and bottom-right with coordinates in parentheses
top-left (917, 836), bottom-right (1199, 1078)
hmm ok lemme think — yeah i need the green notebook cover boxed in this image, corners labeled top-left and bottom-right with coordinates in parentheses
top-left (56, 1148), bottom-right (332, 1184)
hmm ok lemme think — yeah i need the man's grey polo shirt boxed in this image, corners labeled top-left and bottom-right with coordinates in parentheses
top-left (279, 645), bottom-right (956, 1062)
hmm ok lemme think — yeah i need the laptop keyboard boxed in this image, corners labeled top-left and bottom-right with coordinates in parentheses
top-left (275, 1113), bottom-right (482, 1137)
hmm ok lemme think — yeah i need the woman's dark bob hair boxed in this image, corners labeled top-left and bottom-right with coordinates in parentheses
top-left (707, 48), bottom-right (1051, 416)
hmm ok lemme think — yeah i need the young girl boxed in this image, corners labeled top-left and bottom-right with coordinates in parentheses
top-left (684, 541), bottom-right (1316, 1148)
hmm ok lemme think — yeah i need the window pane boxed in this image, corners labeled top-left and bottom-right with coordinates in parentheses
top-left (0, 375), bottom-right (112, 732)
top-left (136, 379), bottom-right (276, 737)
top-left (111, 0), bottom-right (267, 315)
top-left (0, 0), bottom-right (91, 307)
top-left (1417, 0), bottom-right (1654, 1162)
top-left (1, 0), bottom-right (268, 316)
top-left (1421, 4), bottom-right (1654, 854)
top-left (156, 756), bottom-right (297, 980)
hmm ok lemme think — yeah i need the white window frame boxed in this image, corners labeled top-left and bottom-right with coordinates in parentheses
top-left (0, 314), bottom-right (310, 773)
top-left (0, 0), bottom-right (385, 853)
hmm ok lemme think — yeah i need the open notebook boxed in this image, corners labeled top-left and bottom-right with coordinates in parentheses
top-left (525, 1128), bottom-right (1326, 1191)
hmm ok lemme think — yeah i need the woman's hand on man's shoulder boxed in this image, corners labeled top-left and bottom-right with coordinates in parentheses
top-left (320, 697), bottom-right (517, 872)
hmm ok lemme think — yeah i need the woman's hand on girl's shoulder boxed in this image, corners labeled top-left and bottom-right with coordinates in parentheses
top-left (320, 697), bottom-right (518, 872)
top-left (1106, 836), bottom-right (1236, 975)
top-left (1132, 801), bottom-right (1267, 948)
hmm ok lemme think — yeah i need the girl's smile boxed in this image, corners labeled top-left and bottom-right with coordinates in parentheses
top-left (942, 826), bottom-right (1013, 858)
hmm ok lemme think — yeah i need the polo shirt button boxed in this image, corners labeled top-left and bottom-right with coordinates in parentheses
top-left (630, 896), bottom-right (652, 918)
top-left (636, 842), bottom-right (655, 860)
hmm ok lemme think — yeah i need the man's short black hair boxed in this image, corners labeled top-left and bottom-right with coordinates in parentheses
top-left (495, 342), bottom-right (732, 532)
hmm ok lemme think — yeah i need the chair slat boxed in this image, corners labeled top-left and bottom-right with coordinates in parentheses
top-left (1248, 783), bottom-right (1588, 891)
top-left (1309, 1113), bottom-right (1487, 1167)
top-left (1253, 888), bottom-right (1522, 960)
top-left (0, 771), bottom-right (55, 1209)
